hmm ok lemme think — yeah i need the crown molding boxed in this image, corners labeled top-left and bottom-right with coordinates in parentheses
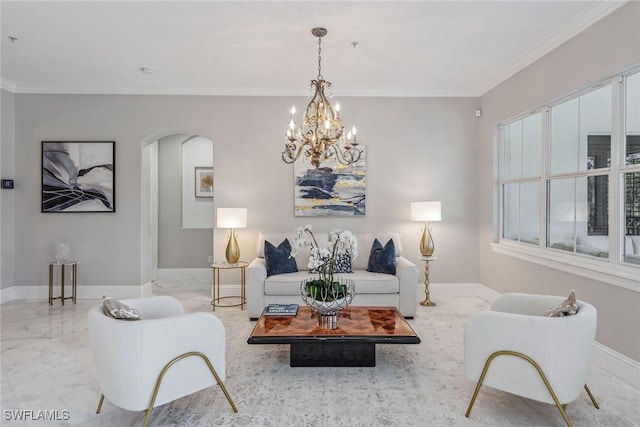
top-left (1, 78), bottom-right (17, 93)
top-left (2, 83), bottom-right (478, 98)
top-left (476, 1), bottom-right (628, 97)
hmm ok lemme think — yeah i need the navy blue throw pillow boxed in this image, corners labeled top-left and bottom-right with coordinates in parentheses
top-left (367, 238), bottom-right (396, 275)
top-left (264, 239), bottom-right (298, 277)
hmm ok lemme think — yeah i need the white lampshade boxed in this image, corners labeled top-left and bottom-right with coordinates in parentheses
top-left (411, 201), bottom-right (442, 222)
top-left (216, 208), bottom-right (247, 229)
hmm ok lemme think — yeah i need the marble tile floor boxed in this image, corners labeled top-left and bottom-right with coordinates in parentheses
top-left (1, 280), bottom-right (639, 427)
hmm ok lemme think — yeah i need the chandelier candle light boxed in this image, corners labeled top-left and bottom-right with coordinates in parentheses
top-left (411, 201), bottom-right (442, 257)
top-left (217, 208), bottom-right (247, 264)
top-left (282, 27), bottom-right (362, 168)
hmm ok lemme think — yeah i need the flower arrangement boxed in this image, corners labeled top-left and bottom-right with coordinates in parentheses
top-left (291, 225), bottom-right (358, 301)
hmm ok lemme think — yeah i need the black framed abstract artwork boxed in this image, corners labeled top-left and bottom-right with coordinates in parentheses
top-left (42, 141), bottom-right (116, 213)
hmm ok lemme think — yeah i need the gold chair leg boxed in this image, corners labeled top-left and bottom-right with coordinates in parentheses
top-left (142, 351), bottom-right (238, 427)
top-left (465, 350), bottom-right (573, 427)
top-left (96, 394), bottom-right (105, 414)
top-left (584, 384), bottom-right (600, 409)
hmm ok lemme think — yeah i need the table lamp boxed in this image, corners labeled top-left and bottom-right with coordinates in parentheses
top-left (411, 201), bottom-right (442, 257)
top-left (217, 208), bottom-right (247, 263)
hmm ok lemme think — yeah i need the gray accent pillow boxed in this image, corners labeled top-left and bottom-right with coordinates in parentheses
top-left (102, 294), bottom-right (141, 320)
top-left (544, 290), bottom-right (578, 317)
top-left (264, 239), bottom-right (298, 277)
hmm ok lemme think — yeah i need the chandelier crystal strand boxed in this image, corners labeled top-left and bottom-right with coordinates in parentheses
top-left (282, 27), bottom-right (361, 168)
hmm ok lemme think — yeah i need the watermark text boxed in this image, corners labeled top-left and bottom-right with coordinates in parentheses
top-left (3, 409), bottom-right (70, 421)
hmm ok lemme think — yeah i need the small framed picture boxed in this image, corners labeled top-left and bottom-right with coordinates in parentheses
top-left (195, 167), bottom-right (213, 198)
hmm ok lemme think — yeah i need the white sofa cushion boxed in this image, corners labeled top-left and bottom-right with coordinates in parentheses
top-left (264, 270), bottom-right (399, 296)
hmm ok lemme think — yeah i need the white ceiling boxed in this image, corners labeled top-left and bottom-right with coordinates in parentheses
top-left (0, 1), bottom-right (627, 97)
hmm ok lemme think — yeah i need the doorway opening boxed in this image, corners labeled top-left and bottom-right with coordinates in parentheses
top-left (141, 132), bottom-right (214, 285)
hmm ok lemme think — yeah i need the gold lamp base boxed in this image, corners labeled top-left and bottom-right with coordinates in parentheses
top-left (225, 229), bottom-right (240, 264)
top-left (419, 222), bottom-right (435, 257)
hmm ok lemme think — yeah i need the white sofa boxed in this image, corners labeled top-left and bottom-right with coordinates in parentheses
top-left (247, 232), bottom-right (418, 319)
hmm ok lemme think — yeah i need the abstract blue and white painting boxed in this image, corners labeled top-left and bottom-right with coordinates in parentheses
top-left (294, 146), bottom-right (366, 216)
top-left (42, 141), bottom-right (115, 212)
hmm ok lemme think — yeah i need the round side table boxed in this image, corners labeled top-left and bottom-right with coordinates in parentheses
top-left (418, 256), bottom-right (437, 307)
top-left (210, 261), bottom-right (248, 310)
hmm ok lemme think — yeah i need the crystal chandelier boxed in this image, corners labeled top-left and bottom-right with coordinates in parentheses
top-left (282, 28), bottom-right (361, 168)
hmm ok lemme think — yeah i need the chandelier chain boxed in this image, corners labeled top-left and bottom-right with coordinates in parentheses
top-left (317, 36), bottom-right (323, 80)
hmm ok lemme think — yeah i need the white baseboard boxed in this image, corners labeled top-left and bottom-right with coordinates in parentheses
top-left (0, 283), bottom-right (153, 302)
top-left (428, 282), bottom-right (639, 392)
top-left (592, 341), bottom-right (640, 390)
top-left (156, 268), bottom-right (211, 281)
top-left (0, 286), bottom-right (13, 304)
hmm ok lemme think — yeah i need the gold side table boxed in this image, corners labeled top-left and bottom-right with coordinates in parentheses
top-left (418, 256), bottom-right (437, 307)
top-left (48, 261), bottom-right (78, 305)
top-left (211, 261), bottom-right (248, 310)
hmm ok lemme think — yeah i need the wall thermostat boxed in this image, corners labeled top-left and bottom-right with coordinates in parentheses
top-left (1, 179), bottom-right (15, 189)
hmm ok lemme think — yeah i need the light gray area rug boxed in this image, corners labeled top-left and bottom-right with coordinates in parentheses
top-left (1, 280), bottom-right (637, 427)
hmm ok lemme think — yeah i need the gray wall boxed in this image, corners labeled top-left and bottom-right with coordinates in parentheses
top-left (1, 90), bottom-right (16, 289)
top-left (4, 94), bottom-right (479, 289)
top-left (478, 2), bottom-right (640, 361)
top-left (157, 133), bottom-right (213, 268)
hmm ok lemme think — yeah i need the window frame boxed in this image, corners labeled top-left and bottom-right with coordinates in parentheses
top-left (494, 66), bottom-right (640, 292)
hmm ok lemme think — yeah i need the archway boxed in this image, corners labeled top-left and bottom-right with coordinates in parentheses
top-left (140, 130), bottom-right (214, 286)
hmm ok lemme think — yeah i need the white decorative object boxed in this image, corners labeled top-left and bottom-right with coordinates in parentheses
top-left (54, 243), bottom-right (72, 263)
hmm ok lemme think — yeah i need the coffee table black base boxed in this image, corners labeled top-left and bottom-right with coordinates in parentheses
top-left (290, 341), bottom-right (375, 367)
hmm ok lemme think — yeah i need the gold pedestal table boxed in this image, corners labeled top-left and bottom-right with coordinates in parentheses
top-left (418, 256), bottom-right (437, 307)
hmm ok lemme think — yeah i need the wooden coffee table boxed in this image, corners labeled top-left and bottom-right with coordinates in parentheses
top-left (247, 306), bottom-right (421, 367)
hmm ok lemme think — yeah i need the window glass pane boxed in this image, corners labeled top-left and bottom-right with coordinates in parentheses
top-left (548, 178), bottom-right (576, 252)
top-left (548, 176), bottom-right (609, 258)
top-left (625, 171), bottom-right (640, 265)
top-left (503, 183), bottom-right (519, 240)
top-left (550, 85), bottom-right (611, 174)
top-left (627, 72), bottom-right (640, 166)
top-left (519, 182), bottom-right (539, 244)
top-left (587, 135), bottom-right (611, 169)
top-left (522, 114), bottom-right (541, 177)
top-left (504, 121), bottom-right (522, 179)
top-left (504, 113), bottom-right (541, 179)
top-left (577, 175), bottom-right (609, 258)
top-left (587, 175), bottom-right (608, 236)
top-left (550, 98), bottom-right (579, 174)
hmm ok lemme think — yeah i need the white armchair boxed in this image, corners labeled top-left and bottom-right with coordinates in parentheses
top-left (88, 296), bottom-right (237, 427)
top-left (464, 293), bottom-right (599, 427)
